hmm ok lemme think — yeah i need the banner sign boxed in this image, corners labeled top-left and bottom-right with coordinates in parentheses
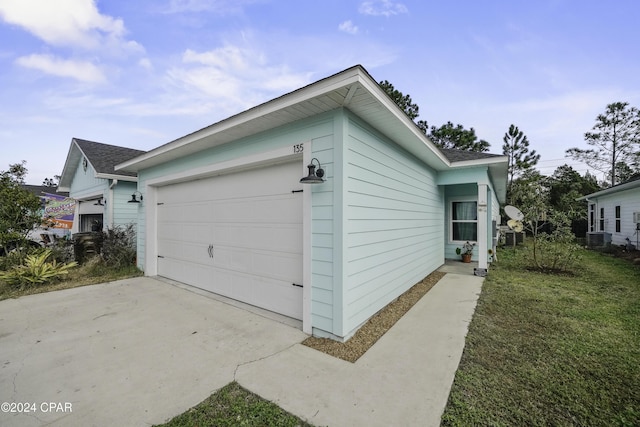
top-left (42, 193), bottom-right (76, 230)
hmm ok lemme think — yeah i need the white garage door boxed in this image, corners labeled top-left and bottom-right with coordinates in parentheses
top-left (156, 160), bottom-right (303, 320)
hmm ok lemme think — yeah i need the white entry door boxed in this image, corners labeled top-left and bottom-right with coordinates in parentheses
top-left (156, 160), bottom-right (303, 319)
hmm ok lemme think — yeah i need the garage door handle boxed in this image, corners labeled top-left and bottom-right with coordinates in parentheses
top-left (292, 283), bottom-right (303, 288)
top-left (207, 244), bottom-right (213, 258)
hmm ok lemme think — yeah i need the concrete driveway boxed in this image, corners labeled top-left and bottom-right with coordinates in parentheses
top-left (0, 277), bottom-right (307, 426)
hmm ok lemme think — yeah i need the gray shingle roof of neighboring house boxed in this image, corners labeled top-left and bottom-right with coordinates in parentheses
top-left (578, 173), bottom-right (640, 200)
top-left (438, 148), bottom-right (505, 163)
top-left (74, 138), bottom-right (146, 178)
top-left (23, 185), bottom-right (69, 198)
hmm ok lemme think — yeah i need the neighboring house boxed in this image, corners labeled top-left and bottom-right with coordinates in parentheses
top-left (117, 65), bottom-right (508, 341)
top-left (22, 185), bottom-right (72, 245)
top-left (579, 174), bottom-right (640, 248)
top-left (58, 138), bottom-right (145, 234)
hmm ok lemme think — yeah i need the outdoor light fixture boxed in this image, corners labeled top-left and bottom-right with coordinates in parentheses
top-left (299, 158), bottom-right (325, 184)
top-left (128, 191), bottom-right (143, 203)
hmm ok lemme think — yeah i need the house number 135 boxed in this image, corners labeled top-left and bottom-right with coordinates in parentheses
top-left (293, 144), bottom-right (304, 153)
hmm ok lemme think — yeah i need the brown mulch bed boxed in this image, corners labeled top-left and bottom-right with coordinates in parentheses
top-left (302, 271), bottom-right (446, 363)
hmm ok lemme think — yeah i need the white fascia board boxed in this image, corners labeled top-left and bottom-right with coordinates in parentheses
top-left (448, 155), bottom-right (509, 169)
top-left (578, 179), bottom-right (640, 200)
top-left (95, 173), bottom-right (137, 182)
top-left (58, 139), bottom-right (82, 189)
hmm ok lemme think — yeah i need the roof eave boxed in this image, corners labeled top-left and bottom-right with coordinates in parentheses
top-left (58, 139), bottom-right (83, 189)
top-left (578, 179), bottom-right (640, 200)
top-left (95, 173), bottom-right (137, 182)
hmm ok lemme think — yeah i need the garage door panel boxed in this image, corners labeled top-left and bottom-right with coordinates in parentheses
top-left (160, 241), bottom-right (207, 264)
top-left (181, 223), bottom-right (210, 244)
top-left (213, 247), bottom-right (301, 282)
top-left (252, 278), bottom-right (303, 319)
top-left (251, 251), bottom-right (302, 282)
top-left (156, 160), bottom-right (303, 320)
top-left (253, 197), bottom-right (302, 223)
top-left (211, 224), bottom-right (301, 253)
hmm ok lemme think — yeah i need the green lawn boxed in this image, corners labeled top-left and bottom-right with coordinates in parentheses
top-left (154, 382), bottom-right (313, 427)
top-left (0, 260), bottom-right (142, 300)
top-left (441, 246), bottom-right (640, 426)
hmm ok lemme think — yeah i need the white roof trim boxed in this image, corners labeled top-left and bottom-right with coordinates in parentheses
top-left (95, 173), bottom-right (137, 182)
top-left (578, 178), bottom-right (640, 200)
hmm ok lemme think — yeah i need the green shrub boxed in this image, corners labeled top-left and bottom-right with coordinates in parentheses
top-left (48, 238), bottom-right (75, 264)
top-left (519, 237), bottom-right (582, 273)
top-left (0, 249), bottom-right (78, 289)
top-left (100, 224), bottom-right (137, 268)
top-left (0, 249), bottom-right (27, 272)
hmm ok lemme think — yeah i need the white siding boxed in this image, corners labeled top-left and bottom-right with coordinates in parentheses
top-left (591, 187), bottom-right (640, 246)
top-left (342, 117), bottom-right (443, 336)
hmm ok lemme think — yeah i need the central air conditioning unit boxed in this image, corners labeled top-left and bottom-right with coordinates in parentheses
top-left (633, 212), bottom-right (640, 223)
top-left (587, 232), bottom-right (612, 248)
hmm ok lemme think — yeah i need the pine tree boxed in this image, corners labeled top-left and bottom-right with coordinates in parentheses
top-left (566, 102), bottom-right (640, 187)
top-left (502, 124), bottom-right (540, 203)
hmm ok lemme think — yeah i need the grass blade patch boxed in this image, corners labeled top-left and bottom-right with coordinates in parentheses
top-left (441, 247), bottom-right (640, 426)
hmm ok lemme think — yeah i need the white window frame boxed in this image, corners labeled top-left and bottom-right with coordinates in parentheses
top-left (449, 199), bottom-right (478, 243)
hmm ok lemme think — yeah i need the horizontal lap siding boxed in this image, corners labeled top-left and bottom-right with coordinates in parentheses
top-left (595, 188), bottom-right (640, 246)
top-left (69, 161), bottom-right (106, 199)
top-left (113, 182), bottom-right (138, 227)
top-left (310, 133), bottom-right (335, 333)
top-left (344, 119), bottom-right (443, 334)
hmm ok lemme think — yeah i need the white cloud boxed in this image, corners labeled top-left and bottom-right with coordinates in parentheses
top-left (359, 0), bottom-right (408, 17)
top-left (15, 54), bottom-right (106, 83)
top-left (138, 57), bottom-right (153, 70)
top-left (162, 0), bottom-right (258, 14)
top-left (338, 20), bottom-right (359, 35)
top-left (167, 44), bottom-right (313, 113)
top-left (0, 0), bottom-right (142, 54)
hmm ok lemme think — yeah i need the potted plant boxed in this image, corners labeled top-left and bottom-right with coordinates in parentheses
top-left (455, 241), bottom-right (476, 263)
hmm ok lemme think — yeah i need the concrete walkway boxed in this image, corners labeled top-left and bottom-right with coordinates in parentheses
top-left (236, 268), bottom-right (484, 427)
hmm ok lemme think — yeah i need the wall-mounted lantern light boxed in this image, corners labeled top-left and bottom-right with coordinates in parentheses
top-left (299, 158), bottom-right (325, 184)
top-left (128, 191), bottom-right (143, 203)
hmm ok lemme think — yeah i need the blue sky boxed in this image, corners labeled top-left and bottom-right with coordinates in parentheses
top-left (1, 0), bottom-right (638, 185)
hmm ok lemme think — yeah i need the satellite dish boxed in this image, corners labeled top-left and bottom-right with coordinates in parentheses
top-left (507, 219), bottom-right (523, 233)
top-left (504, 205), bottom-right (524, 221)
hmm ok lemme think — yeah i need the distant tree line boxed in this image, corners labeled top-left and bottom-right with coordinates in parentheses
top-left (378, 80), bottom-right (640, 239)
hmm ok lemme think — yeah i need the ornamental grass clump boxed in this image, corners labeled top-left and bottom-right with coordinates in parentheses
top-left (0, 249), bottom-right (77, 289)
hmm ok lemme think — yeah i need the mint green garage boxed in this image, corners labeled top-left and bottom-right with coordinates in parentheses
top-left (117, 65), bottom-right (507, 341)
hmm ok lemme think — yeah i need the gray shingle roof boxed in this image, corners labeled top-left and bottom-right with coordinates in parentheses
top-left (23, 185), bottom-right (69, 198)
top-left (74, 138), bottom-right (146, 177)
top-left (438, 148), bottom-right (504, 163)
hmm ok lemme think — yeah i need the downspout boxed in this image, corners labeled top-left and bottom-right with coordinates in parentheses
top-left (109, 179), bottom-right (118, 228)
